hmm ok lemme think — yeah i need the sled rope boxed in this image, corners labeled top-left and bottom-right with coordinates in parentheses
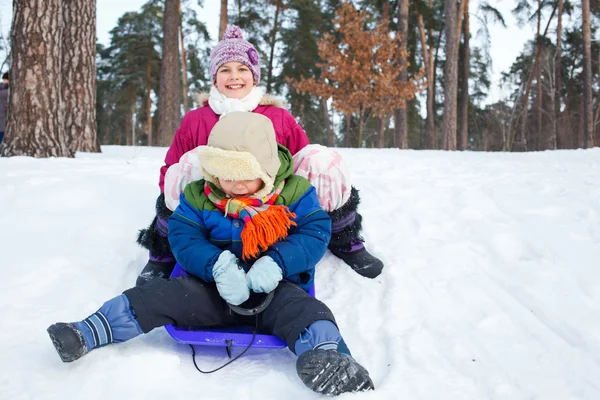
top-left (189, 315), bottom-right (258, 374)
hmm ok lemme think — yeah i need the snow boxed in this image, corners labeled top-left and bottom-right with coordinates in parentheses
top-left (2, 146), bottom-right (600, 400)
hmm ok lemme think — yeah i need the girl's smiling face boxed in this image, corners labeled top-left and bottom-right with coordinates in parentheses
top-left (215, 61), bottom-right (255, 99)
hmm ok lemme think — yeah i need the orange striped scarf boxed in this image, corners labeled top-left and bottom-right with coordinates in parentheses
top-left (205, 181), bottom-right (297, 261)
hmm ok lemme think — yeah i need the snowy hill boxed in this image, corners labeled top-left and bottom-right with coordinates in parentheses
top-left (1, 146), bottom-right (599, 400)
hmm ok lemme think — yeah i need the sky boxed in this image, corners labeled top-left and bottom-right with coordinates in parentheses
top-left (2, 145), bottom-right (600, 399)
top-left (0, 0), bottom-right (563, 103)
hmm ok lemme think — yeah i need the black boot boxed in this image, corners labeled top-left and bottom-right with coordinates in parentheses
top-left (136, 193), bottom-right (176, 286)
top-left (47, 323), bottom-right (88, 363)
top-left (296, 349), bottom-right (374, 395)
top-left (328, 187), bottom-right (383, 278)
top-left (47, 295), bottom-right (144, 363)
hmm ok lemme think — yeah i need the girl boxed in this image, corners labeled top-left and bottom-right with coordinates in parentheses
top-left (48, 112), bottom-right (374, 396)
top-left (137, 25), bottom-right (383, 286)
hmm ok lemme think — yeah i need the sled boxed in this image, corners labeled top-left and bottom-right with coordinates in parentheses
top-left (164, 263), bottom-right (315, 356)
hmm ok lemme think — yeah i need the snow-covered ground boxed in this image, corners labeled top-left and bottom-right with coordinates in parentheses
top-left (1, 146), bottom-right (600, 400)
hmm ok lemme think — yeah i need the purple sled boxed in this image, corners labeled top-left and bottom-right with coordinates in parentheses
top-left (164, 263), bottom-right (315, 349)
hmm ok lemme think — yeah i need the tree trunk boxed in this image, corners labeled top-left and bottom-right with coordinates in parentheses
top-left (458, 0), bottom-right (469, 150)
top-left (536, 0), bottom-right (543, 150)
top-left (219, 0), bottom-right (228, 40)
top-left (146, 54), bottom-right (153, 146)
top-left (417, 8), bottom-right (436, 148)
top-left (378, 115), bottom-right (389, 148)
top-left (396, 0), bottom-right (409, 149)
top-left (382, 0), bottom-right (390, 26)
top-left (554, 0), bottom-right (563, 150)
top-left (62, 0), bottom-right (98, 153)
top-left (483, 128), bottom-right (489, 151)
top-left (442, 0), bottom-right (460, 150)
top-left (156, 0), bottom-right (182, 147)
top-left (4, 0), bottom-right (71, 158)
top-left (179, 0), bottom-right (189, 114)
top-left (507, 3), bottom-right (558, 151)
top-left (130, 101), bottom-right (136, 146)
top-left (344, 113), bottom-right (351, 148)
top-left (322, 98), bottom-right (334, 147)
top-left (357, 108), bottom-right (363, 148)
top-left (582, 0), bottom-right (594, 148)
top-left (266, 1), bottom-right (282, 93)
top-left (519, 96), bottom-right (529, 151)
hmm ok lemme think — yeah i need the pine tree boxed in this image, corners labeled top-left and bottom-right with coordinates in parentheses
top-left (96, 5), bottom-right (161, 146)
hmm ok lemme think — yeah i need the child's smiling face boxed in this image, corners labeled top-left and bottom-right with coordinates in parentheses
top-left (218, 178), bottom-right (264, 197)
top-left (215, 62), bottom-right (255, 99)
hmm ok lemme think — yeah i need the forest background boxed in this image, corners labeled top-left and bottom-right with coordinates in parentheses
top-left (0, 0), bottom-right (598, 157)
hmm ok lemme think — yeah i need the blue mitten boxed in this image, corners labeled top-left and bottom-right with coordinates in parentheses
top-left (246, 256), bottom-right (283, 293)
top-left (212, 251), bottom-right (250, 305)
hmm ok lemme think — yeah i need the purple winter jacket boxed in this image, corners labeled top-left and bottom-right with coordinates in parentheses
top-left (158, 96), bottom-right (310, 192)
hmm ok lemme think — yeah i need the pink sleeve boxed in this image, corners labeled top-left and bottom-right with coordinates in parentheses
top-left (159, 114), bottom-right (194, 192)
top-left (282, 110), bottom-right (310, 155)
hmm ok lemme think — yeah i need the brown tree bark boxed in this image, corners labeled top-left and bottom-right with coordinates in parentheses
top-left (382, 0), bottom-right (390, 25)
top-left (395, 0), bottom-right (409, 149)
top-left (156, 0), bottom-right (182, 147)
top-left (458, 0), bottom-right (470, 150)
top-left (219, 0), bottom-right (228, 40)
top-left (553, 0), bottom-right (563, 150)
top-left (442, 0), bottom-right (461, 150)
top-left (62, 0), bottom-right (99, 154)
top-left (582, 0), bottom-right (594, 148)
top-left (4, 0), bottom-right (72, 158)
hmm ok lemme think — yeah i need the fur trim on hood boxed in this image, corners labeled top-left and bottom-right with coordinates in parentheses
top-left (193, 91), bottom-right (286, 109)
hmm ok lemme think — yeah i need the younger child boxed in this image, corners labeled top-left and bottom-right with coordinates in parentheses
top-left (47, 112), bottom-right (374, 396)
top-left (136, 25), bottom-right (383, 286)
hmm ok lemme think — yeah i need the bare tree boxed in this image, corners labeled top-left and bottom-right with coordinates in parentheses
top-left (4, 0), bottom-right (71, 157)
top-left (582, 0), bottom-right (594, 148)
top-left (156, 0), bottom-right (182, 147)
top-left (62, 0), bottom-right (99, 153)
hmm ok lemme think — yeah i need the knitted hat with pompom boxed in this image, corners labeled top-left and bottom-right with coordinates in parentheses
top-left (209, 25), bottom-right (261, 84)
